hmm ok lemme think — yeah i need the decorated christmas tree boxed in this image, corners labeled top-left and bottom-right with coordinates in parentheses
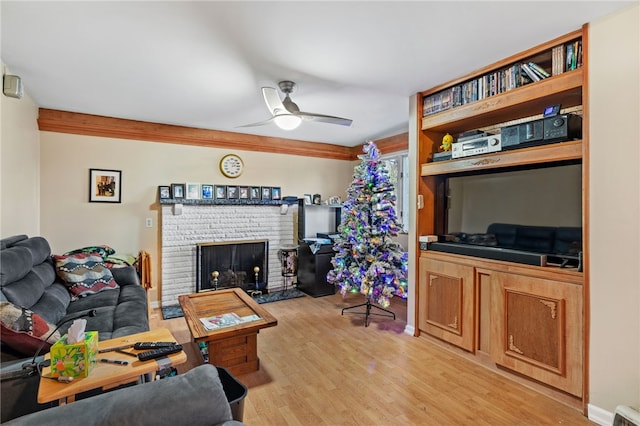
top-left (327, 141), bottom-right (408, 313)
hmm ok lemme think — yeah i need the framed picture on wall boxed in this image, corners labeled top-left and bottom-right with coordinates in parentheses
top-left (89, 169), bottom-right (122, 203)
top-left (239, 186), bottom-right (249, 199)
top-left (186, 183), bottom-right (201, 200)
top-left (328, 196), bottom-right (341, 205)
top-left (201, 184), bottom-right (214, 200)
top-left (171, 183), bottom-right (185, 199)
top-left (261, 186), bottom-right (272, 200)
top-left (303, 194), bottom-right (312, 205)
top-left (271, 187), bottom-right (281, 200)
top-left (158, 185), bottom-right (171, 200)
top-left (227, 185), bottom-right (239, 199)
top-left (215, 185), bottom-right (227, 200)
top-left (250, 186), bottom-right (261, 200)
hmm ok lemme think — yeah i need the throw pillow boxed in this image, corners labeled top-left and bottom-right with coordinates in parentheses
top-left (63, 245), bottom-right (116, 260)
top-left (0, 301), bottom-right (61, 356)
top-left (54, 253), bottom-right (119, 297)
top-left (104, 252), bottom-right (137, 266)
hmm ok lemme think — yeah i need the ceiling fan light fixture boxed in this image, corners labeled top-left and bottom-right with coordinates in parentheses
top-left (240, 81), bottom-right (352, 130)
top-left (274, 114), bottom-right (302, 130)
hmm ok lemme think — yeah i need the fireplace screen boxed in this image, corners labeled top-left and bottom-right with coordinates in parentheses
top-left (196, 240), bottom-right (268, 292)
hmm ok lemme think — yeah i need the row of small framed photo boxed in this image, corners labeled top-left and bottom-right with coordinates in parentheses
top-left (159, 183), bottom-right (282, 201)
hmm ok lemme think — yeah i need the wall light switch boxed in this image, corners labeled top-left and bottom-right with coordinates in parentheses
top-left (145, 218), bottom-right (153, 228)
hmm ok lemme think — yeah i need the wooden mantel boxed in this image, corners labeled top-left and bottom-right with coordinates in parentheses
top-left (38, 109), bottom-right (407, 161)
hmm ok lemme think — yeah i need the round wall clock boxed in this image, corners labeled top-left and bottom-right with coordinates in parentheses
top-left (219, 154), bottom-right (244, 178)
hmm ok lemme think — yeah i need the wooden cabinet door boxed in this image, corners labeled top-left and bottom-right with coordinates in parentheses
top-left (490, 272), bottom-right (583, 397)
top-left (419, 256), bottom-right (475, 352)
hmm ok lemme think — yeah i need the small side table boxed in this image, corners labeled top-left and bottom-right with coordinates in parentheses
top-left (38, 328), bottom-right (186, 405)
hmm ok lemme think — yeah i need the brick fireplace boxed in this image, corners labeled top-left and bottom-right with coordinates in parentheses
top-left (161, 203), bottom-right (295, 307)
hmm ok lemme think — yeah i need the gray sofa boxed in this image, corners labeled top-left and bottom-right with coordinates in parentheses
top-left (1, 234), bottom-right (149, 360)
top-left (0, 234), bottom-right (150, 421)
top-left (4, 364), bottom-right (244, 426)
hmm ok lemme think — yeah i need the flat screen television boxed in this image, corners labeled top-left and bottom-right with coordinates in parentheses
top-left (446, 164), bottom-right (582, 234)
top-left (429, 163), bottom-right (583, 268)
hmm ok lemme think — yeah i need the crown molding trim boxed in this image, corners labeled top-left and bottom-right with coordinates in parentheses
top-left (373, 132), bottom-right (409, 156)
top-left (37, 109), bottom-right (407, 161)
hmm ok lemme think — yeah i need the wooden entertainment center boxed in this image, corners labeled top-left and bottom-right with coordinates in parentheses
top-left (414, 26), bottom-right (588, 409)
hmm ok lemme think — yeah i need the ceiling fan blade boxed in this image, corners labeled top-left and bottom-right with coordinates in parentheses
top-left (282, 95), bottom-right (300, 113)
top-left (297, 111), bottom-right (353, 127)
top-left (237, 116), bottom-right (275, 128)
top-left (262, 87), bottom-right (287, 116)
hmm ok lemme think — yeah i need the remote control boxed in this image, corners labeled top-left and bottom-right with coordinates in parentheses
top-left (133, 342), bottom-right (177, 350)
top-left (137, 344), bottom-right (183, 362)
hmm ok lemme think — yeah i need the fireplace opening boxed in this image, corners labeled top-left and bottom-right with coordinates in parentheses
top-left (196, 240), bottom-right (269, 293)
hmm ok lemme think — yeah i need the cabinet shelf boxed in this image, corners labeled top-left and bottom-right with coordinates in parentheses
top-left (421, 140), bottom-right (582, 176)
top-left (421, 69), bottom-right (583, 135)
top-left (415, 26), bottom-right (587, 402)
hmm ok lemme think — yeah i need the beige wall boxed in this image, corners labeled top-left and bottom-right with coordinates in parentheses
top-left (38, 131), bottom-right (355, 305)
top-left (588, 3), bottom-right (640, 415)
top-left (0, 67), bottom-right (40, 237)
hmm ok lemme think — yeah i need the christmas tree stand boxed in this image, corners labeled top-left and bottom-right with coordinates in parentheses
top-left (341, 298), bottom-right (395, 327)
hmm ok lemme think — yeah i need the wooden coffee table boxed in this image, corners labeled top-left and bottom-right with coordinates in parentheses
top-left (179, 288), bottom-right (277, 375)
top-left (38, 328), bottom-right (186, 405)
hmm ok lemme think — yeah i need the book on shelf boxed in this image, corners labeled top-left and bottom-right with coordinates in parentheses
top-left (566, 43), bottom-right (573, 71)
top-left (576, 40), bottom-right (583, 68)
top-left (423, 68), bottom-right (519, 117)
top-left (521, 63), bottom-right (541, 82)
top-left (422, 39), bottom-right (577, 117)
top-left (528, 62), bottom-right (550, 79)
top-left (422, 89), bottom-right (453, 116)
top-left (199, 312), bottom-right (261, 331)
top-left (552, 45), bottom-right (565, 76)
top-left (452, 85), bottom-right (462, 107)
top-left (565, 40), bottom-right (583, 71)
top-left (529, 66), bottom-right (546, 80)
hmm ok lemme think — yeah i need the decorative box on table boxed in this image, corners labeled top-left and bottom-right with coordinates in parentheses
top-left (50, 331), bottom-right (98, 378)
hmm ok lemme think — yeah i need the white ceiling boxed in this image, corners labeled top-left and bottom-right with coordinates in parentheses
top-left (1, 1), bottom-right (632, 147)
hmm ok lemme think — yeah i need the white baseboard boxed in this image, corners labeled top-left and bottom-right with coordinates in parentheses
top-left (404, 324), bottom-right (415, 336)
top-left (588, 403), bottom-right (614, 426)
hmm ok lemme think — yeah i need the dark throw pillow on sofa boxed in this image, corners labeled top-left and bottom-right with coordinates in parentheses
top-left (63, 245), bottom-right (116, 261)
top-left (54, 253), bottom-right (119, 298)
top-left (0, 301), bottom-right (61, 356)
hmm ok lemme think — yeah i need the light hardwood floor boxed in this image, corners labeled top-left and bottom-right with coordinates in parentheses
top-left (151, 292), bottom-right (594, 425)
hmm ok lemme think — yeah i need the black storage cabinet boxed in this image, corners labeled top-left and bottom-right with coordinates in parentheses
top-left (296, 241), bottom-right (337, 297)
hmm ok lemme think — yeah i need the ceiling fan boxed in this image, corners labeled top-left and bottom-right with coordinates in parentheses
top-left (241, 80), bottom-right (353, 130)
